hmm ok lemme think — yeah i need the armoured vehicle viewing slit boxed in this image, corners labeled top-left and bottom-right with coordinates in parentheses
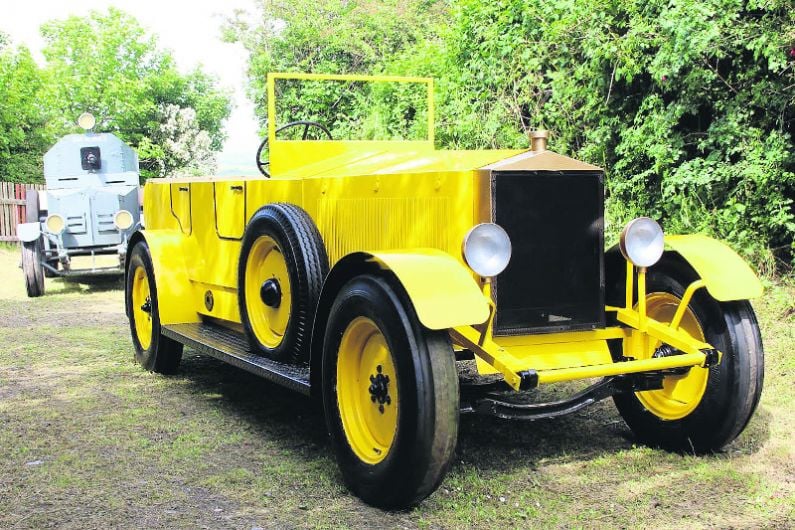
top-left (18, 113), bottom-right (141, 297)
top-left (125, 74), bottom-right (764, 509)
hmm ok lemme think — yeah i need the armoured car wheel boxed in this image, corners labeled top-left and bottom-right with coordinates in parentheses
top-left (21, 240), bottom-right (45, 298)
top-left (322, 275), bottom-right (459, 509)
top-left (612, 258), bottom-right (764, 453)
top-left (238, 204), bottom-right (327, 363)
top-left (126, 242), bottom-right (183, 374)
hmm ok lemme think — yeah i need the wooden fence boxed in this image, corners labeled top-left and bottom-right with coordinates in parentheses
top-left (0, 182), bottom-right (45, 244)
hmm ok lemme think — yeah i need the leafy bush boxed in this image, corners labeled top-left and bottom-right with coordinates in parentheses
top-left (234, 0), bottom-right (795, 268)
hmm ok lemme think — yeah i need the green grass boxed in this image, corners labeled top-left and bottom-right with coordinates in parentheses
top-left (0, 245), bottom-right (793, 528)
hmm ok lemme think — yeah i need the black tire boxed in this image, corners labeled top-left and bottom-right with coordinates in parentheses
top-left (21, 240), bottom-right (45, 297)
top-left (238, 203), bottom-right (328, 363)
top-left (322, 275), bottom-right (459, 509)
top-left (125, 241), bottom-right (183, 374)
top-left (612, 257), bottom-right (764, 453)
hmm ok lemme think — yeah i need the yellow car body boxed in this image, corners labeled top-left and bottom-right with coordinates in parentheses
top-left (137, 72), bottom-right (760, 391)
top-left (127, 73), bottom-right (765, 508)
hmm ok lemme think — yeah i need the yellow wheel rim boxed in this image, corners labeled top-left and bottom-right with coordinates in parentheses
top-left (131, 265), bottom-right (153, 350)
top-left (632, 292), bottom-right (709, 420)
top-left (336, 317), bottom-right (399, 465)
top-left (244, 235), bottom-right (292, 349)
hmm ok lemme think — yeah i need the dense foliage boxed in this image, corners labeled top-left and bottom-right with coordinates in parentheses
top-left (0, 9), bottom-right (231, 181)
top-left (230, 0), bottom-right (794, 268)
top-left (0, 33), bottom-right (50, 183)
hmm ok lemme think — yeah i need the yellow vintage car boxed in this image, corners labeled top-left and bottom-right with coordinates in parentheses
top-left (125, 73), bottom-right (764, 509)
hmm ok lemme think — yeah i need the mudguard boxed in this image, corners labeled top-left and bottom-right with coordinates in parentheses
top-left (127, 229), bottom-right (200, 325)
top-left (308, 248), bottom-right (489, 395)
top-left (352, 249), bottom-right (489, 329)
top-left (665, 234), bottom-right (763, 301)
top-left (16, 222), bottom-right (41, 243)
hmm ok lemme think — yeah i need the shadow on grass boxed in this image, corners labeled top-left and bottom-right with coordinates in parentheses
top-left (50, 275), bottom-right (124, 294)
top-left (174, 350), bottom-right (772, 479)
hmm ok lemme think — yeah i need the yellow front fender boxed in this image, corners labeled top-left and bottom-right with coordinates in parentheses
top-left (665, 234), bottom-right (763, 301)
top-left (366, 249), bottom-right (490, 329)
top-left (129, 229), bottom-right (200, 325)
top-left (308, 249), bottom-right (488, 395)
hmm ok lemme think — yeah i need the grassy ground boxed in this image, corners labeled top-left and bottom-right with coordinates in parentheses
top-left (0, 245), bottom-right (792, 529)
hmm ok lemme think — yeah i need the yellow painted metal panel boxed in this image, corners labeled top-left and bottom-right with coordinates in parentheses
top-left (303, 170), bottom-right (478, 268)
top-left (214, 181), bottom-right (246, 239)
top-left (169, 183), bottom-right (191, 235)
top-left (476, 339), bottom-right (612, 375)
top-left (272, 141), bottom-right (520, 179)
top-left (665, 234), bottom-right (763, 300)
top-left (368, 249), bottom-right (490, 330)
top-left (136, 229), bottom-right (200, 325)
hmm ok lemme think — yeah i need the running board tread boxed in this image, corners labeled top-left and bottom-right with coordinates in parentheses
top-left (162, 322), bottom-right (311, 395)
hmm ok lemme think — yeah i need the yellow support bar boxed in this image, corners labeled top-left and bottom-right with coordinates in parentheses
top-left (671, 279), bottom-right (706, 330)
top-left (449, 326), bottom-right (522, 390)
top-left (536, 352), bottom-right (707, 385)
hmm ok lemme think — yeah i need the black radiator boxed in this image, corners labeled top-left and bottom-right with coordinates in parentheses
top-left (492, 170), bottom-right (605, 335)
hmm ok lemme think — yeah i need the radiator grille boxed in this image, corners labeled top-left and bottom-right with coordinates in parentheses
top-left (492, 170), bottom-right (605, 335)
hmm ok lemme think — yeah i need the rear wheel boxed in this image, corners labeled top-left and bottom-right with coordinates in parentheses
top-left (612, 258), bottom-right (764, 452)
top-left (21, 239), bottom-right (45, 297)
top-left (322, 275), bottom-right (459, 509)
top-left (125, 241), bottom-right (183, 374)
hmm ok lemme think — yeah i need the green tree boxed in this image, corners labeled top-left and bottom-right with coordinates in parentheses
top-left (434, 0), bottom-right (795, 268)
top-left (40, 8), bottom-right (232, 178)
top-left (0, 34), bottom-right (49, 183)
top-left (223, 0), bottom-right (446, 138)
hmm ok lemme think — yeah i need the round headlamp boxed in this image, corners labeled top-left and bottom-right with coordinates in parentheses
top-left (78, 112), bottom-right (96, 131)
top-left (113, 210), bottom-right (134, 231)
top-left (619, 217), bottom-right (664, 268)
top-left (45, 214), bottom-right (66, 235)
top-left (462, 223), bottom-right (512, 277)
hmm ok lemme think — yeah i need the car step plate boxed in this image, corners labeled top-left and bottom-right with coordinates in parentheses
top-left (162, 322), bottom-right (311, 395)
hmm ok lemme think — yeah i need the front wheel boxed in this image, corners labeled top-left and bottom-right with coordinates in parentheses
top-left (322, 275), bottom-right (459, 509)
top-left (612, 258), bottom-right (764, 452)
top-left (125, 241), bottom-right (183, 374)
top-left (21, 240), bottom-right (45, 297)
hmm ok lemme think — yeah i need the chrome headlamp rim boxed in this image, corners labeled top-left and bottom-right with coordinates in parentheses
top-left (619, 216), bottom-right (665, 268)
top-left (113, 209), bottom-right (134, 231)
top-left (45, 213), bottom-right (66, 235)
top-left (462, 222), bottom-right (512, 278)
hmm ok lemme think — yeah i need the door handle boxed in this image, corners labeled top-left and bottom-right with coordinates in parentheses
top-left (178, 186), bottom-right (189, 192)
top-left (230, 185), bottom-right (244, 191)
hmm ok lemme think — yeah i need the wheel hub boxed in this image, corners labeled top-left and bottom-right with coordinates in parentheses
top-left (140, 297), bottom-right (152, 314)
top-left (368, 365), bottom-right (392, 413)
top-left (260, 278), bottom-right (282, 308)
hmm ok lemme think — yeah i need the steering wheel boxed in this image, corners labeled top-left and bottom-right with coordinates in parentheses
top-left (256, 120), bottom-right (333, 177)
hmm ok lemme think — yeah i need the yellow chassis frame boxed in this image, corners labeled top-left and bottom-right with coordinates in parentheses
top-left (451, 260), bottom-right (719, 391)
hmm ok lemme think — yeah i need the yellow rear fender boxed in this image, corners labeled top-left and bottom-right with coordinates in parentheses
top-left (309, 249), bottom-right (489, 395)
top-left (664, 234), bottom-right (763, 301)
top-left (126, 229), bottom-right (200, 325)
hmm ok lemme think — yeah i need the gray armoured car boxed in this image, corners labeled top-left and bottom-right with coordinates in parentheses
top-left (17, 113), bottom-right (141, 297)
